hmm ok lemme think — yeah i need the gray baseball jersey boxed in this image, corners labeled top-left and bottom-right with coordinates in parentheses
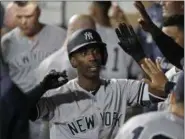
top-left (165, 66), bottom-right (181, 83)
top-left (1, 25), bottom-right (66, 92)
top-left (158, 67), bottom-right (182, 111)
top-left (96, 24), bottom-right (143, 79)
top-left (35, 46), bottom-right (76, 83)
top-left (35, 78), bottom-right (146, 139)
top-left (115, 111), bottom-right (184, 139)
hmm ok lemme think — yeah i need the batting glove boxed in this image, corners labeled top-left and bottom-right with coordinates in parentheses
top-left (40, 70), bottom-right (68, 91)
top-left (115, 23), bottom-right (146, 62)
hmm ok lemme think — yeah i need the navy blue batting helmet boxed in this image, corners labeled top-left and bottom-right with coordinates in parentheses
top-left (67, 28), bottom-right (108, 66)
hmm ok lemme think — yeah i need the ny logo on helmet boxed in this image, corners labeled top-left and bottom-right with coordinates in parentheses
top-left (84, 32), bottom-right (93, 40)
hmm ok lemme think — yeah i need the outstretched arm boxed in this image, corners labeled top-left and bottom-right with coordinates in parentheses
top-left (134, 1), bottom-right (184, 70)
top-left (27, 70), bottom-right (68, 120)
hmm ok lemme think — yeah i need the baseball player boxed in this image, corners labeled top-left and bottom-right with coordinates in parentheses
top-left (115, 71), bottom-right (184, 139)
top-left (0, 5), bottom-right (68, 138)
top-left (1, 1), bottom-right (66, 92)
top-left (89, 1), bottom-right (143, 79)
top-left (35, 14), bottom-right (96, 139)
top-left (35, 14), bottom-right (95, 83)
top-left (29, 28), bottom-right (150, 139)
top-left (1, 1), bottom-right (66, 139)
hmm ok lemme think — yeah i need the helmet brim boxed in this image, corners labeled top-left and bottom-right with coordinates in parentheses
top-left (69, 41), bottom-right (106, 54)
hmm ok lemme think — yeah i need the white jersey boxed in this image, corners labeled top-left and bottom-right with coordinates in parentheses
top-left (165, 66), bottom-right (181, 83)
top-left (115, 111), bottom-right (184, 139)
top-left (96, 24), bottom-right (142, 79)
top-left (35, 45), bottom-right (76, 84)
top-left (35, 78), bottom-right (146, 139)
top-left (158, 67), bottom-right (182, 111)
top-left (1, 25), bottom-right (66, 92)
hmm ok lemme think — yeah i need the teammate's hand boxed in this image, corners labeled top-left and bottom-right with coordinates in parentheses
top-left (141, 58), bottom-right (168, 97)
top-left (134, 1), bottom-right (155, 32)
top-left (40, 70), bottom-right (68, 91)
top-left (115, 23), bottom-right (146, 62)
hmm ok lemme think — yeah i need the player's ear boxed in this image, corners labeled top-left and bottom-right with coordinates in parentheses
top-left (70, 56), bottom-right (77, 68)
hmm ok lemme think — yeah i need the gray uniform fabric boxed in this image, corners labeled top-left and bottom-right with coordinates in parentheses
top-left (158, 67), bottom-right (182, 111)
top-left (1, 25), bottom-right (66, 92)
top-left (96, 24), bottom-right (143, 79)
top-left (1, 25), bottom-right (66, 139)
top-left (165, 66), bottom-right (181, 83)
top-left (35, 46), bottom-right (76, 83)
top-left (115, 111), bottom-right (184, 139)
top-left (35, 78), bottom-right (146, 139)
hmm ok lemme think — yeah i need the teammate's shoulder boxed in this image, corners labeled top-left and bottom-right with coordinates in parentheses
top-left (58, 78), bottom-right (77, 89)
top-left (38, 46), bottom-right (68, 71)
top-left (44, 24), bottom-right (66, 33)
top-left (44, 79), bottom-right (76, 97)
top-left (127, 111), bottom-right (168, 126)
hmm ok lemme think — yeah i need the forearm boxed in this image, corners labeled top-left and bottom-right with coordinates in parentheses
top-left (149, 24), bottom-right (184, 69)
top-left (26, 84), bottom-right (46, 109)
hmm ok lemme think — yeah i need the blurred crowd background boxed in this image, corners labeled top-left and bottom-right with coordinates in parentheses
top-left (1, 1), bottom-right (160, 31)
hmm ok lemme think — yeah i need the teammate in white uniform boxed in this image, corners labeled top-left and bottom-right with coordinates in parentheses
top-left (30, 28), bottom-right (150, 139)
top-left (115, 71), bottom-right (184, 139)
top-left (36, 14), bottom-right (95, 83)
top-left (1, 1), bottom-right (66, 92)
top-left (88, 1), bottom-right (143, 79)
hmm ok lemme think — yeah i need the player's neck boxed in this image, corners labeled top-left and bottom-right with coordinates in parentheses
top-left (77, 76), bottom-right (101, 92)
top-left (20, 23), bottom-right (44, 40)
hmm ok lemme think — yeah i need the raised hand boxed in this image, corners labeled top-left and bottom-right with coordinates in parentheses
top-left (40, 70), bottom-right (68, 91)
top-left (134, 1), bottom-right (154, 32)
top-left (141, 58), bottom-right (168, 97)
top-left (115, 23), bottom-right (146, 62)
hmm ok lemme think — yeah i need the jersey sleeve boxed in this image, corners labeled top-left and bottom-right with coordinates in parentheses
top-left (32, 85), bottom-right (71, 121)
top-left (35, 96), bottom-right (56, 120)
top-left (117, 79), bottom-right (146, 105)
top-left (33, 88), bottom-right (62, 120)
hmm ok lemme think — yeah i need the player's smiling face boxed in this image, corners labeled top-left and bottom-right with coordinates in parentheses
top-left (71, 44), bottom-right (102, 78)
